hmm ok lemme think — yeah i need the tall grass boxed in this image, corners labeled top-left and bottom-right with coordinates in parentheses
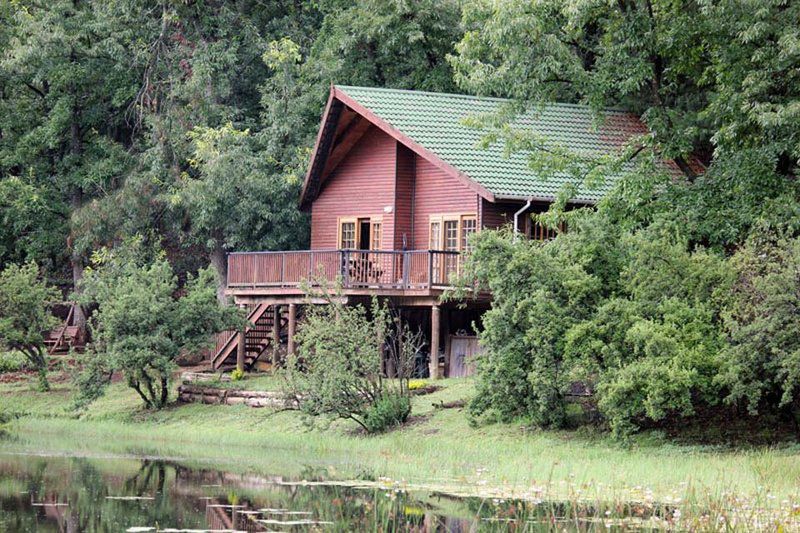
top-left (2, 376), bottom-right (800, 508)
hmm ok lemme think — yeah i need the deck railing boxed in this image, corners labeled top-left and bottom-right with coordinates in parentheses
top-left (227, 249), bottom-right (461, 290)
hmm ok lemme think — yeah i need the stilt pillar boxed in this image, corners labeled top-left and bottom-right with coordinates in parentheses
top-left (272, 305), bottom-right (281, 369)
top-left (287, 303), bottom-right (297, 356)
top-left (430, 304), bottom-right (441, 379)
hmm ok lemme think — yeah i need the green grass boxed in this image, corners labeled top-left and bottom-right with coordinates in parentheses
top-left (3, 373), bottom-right (800, 507)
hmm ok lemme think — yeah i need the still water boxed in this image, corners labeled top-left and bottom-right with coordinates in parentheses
top-left (0, 447), bottom-right (687, 532)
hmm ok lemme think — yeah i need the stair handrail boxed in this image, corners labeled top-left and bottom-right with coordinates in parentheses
top-left (211, 302), bottom-right (270, 368)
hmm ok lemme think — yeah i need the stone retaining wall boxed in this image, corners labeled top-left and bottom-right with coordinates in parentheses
top-left (177, 383), bottom-right (288, 408)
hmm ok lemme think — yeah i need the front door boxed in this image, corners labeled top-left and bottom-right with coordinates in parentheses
top-left (358, 218), bottom-right (371, 250)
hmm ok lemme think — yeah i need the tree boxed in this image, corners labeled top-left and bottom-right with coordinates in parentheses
top-left (459, 217), bottom-right (731, 437)
top-left (450, 0), bottom-right (800, 249)
top-left (283, 294), bottom-right (421, 433)
top-left (720, 233), bottom-right (800, 430)
top-left (0, 262), bottom-right (59, 391)
top-left (0, 0), bottom-right (142, 329)
top-left (178, 123), bottom-right (307, 302)
top-left (76, 241), bottom-right (242, 409)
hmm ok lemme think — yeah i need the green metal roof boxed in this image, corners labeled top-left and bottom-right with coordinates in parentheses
top-left (336, 85), bottom-right (666, 203)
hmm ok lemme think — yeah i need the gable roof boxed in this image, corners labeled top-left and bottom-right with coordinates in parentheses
top-left (300, 85), bottom-right (682, 208)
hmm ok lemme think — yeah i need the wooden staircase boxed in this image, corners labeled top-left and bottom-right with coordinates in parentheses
top-left (211, 303), bottom-right (288, 370)
top-left (44, 303), bottom-right (84, 356)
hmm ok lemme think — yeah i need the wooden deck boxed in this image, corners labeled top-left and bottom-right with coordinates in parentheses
top-left (226, 249), bottom-right (464, 302)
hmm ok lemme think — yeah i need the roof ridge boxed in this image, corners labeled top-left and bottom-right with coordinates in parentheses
top-left (334, 85), bottom-right (631, 114)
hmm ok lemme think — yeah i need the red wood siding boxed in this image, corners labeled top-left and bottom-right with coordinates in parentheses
top-left (310, 126), bottom-right (482, 251)
top-left (310, 126), bottom-right (397, 250)
top-left (481, 199), bottom-right (556, 235)
top-left (412, 154), bottom-right (479, 249)
top-left (481, 199), bottom-right (513, 230)
top-left (394, 144), bottom-right (415, 249)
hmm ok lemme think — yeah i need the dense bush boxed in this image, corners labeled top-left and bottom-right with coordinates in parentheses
top-left (363, 395), bottom-right (412, 434)
top-left (719, 234), bottom-right (800, 426)
top-left (0, 351), bottom-right (27, 373)
top-left (0, 408), bottom-right (10, 434)
top-left (0, 262), bottom-right (59, 391)
top-left (461, 211), bottom-right (741, 437)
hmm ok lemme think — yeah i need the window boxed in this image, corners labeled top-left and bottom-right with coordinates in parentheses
top-left (460, 215), bottom-right (477, 252)
top-left (429, 220), bottom-right (441, 250)
top-left (429, 214), bottom-right (478, 252)
top-left (529, 219), bottom-right (564, 241)
top-left (339, 220), bottom-right (356, 249)
top-left (371, 221), bottom-right (382, 250)
top-left (444, 220), bottom-right (459, 251)
top-left (338, 216), bottom-right (382, 249)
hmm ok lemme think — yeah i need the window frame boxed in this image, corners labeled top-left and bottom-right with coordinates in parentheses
top-left (428, 213), bottom-right (478, 252)
top-left (337, 215), bottom-right (383, 250)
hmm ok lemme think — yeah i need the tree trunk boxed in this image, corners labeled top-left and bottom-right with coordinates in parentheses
top-left (131, 380), bottom-right (153, 409)
top-left (69, 94), bottom-right (87, 334)
top-left (209, 239), bottom-right (227, 304)
top-left (160, 376), bottom-right (169, 407)
top-left (71, 254), bottom-right (87, 332)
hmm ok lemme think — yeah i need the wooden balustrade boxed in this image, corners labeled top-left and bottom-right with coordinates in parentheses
top-left (227, 249), bottom-right (460, 290)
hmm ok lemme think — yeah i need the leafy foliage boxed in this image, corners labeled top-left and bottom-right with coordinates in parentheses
top-left (75, 241), bottom-right (242, 409)
top-left (448, 0), bottom-right (800, 439)
top-left (720, 234), bottom-right (800, 424)
top-left (0, 351), bottom-right (28, 374)
top-left (461, 217), bottom-right (733, 437)
top-left (284, 295), bottom-right (420, 433)
top-left (178, 123), bottom-right (308, 299)
top-left (0, 262), bottom-right (59, 391)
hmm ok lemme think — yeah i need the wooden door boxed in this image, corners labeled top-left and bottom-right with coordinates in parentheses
top-left (448, 335), bottom-right (480, 377)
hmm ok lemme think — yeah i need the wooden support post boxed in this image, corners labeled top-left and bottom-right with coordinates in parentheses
top-left (272, 305), bottom-right (281, 369)
top-left (442, 308), bottom-right (451, 378)
top-left (429, 304), bottom-right (441, 379)
top-left (287, 303), bottom-right (297, 356)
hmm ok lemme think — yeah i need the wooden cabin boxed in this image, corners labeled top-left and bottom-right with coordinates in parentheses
top-left (215, 86), bottom-right (689, 377)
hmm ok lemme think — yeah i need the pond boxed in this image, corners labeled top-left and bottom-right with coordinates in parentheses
top-left (0, 447), bottom-right (683, 532)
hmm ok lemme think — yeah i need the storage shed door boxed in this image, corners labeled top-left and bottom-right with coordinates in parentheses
top-left (448, 335), bottom-right (480, 377)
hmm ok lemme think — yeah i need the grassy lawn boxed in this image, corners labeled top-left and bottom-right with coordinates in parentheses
top-left (2, 371), bottom-right (800, 507)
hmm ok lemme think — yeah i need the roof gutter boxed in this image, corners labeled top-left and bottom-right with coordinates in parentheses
top-left (496, 193), bottom-right (554, 203)
top-left (513, 198), bottom-right (533, 242)
top-left (496, 193), bottom-right (597, 208)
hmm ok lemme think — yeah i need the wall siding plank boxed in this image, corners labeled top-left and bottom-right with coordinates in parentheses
top-left (310, 126), bottom-right (397, 250)
top-left (412, 154), bottom-right (478, 249)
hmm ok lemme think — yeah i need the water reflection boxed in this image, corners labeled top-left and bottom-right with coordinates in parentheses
top-left (1, 454), bottom-right (484, 532)
top-left (0, 452), bottom-right (689, 531)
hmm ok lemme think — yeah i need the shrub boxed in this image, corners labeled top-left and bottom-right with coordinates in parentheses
top-left (283, 291), bottom-right (422, 433)
top-left (408, 379), bottom-right (427, 391)
top-left (459, 213), bottom-right (732, 437)
top-left (0, 351), bottom-right (27, 373)
top-left (230, 368), bottom-right (245, 381)
top-left (719, 234), bottom-right (800, 424)
top-left (0, 409), bottom-right (10, 434)
top-left (363, 395), bottom-right (412, 433)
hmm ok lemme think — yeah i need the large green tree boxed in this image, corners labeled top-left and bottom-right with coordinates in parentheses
top-left (450, 0), bottom-right (800, 248)
top-left (0, 0), bottom-right (140, 327)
